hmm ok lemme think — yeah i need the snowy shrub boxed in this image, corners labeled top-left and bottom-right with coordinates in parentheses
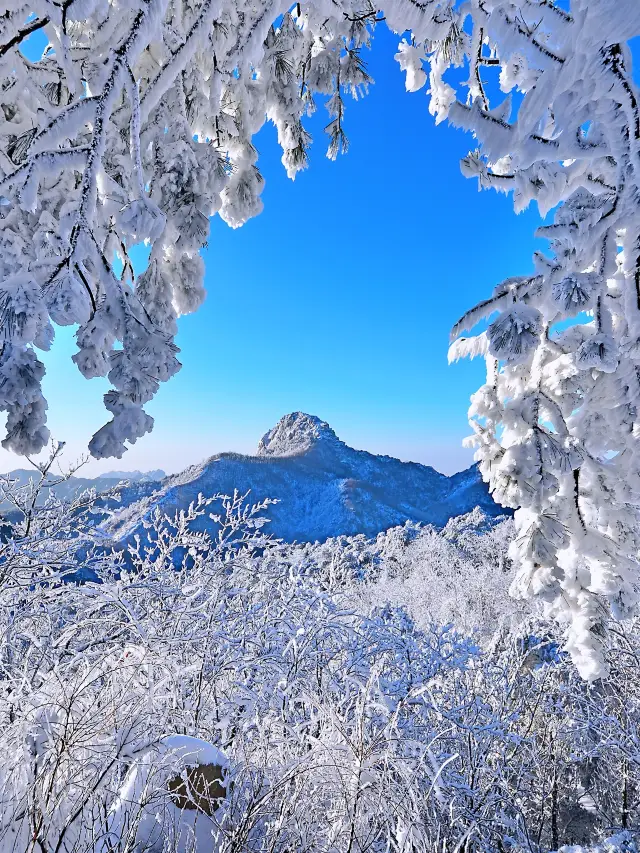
top-left (354, 511), bottom-right (523, 636)
top-left (0, 474), bottom-right (639, 852)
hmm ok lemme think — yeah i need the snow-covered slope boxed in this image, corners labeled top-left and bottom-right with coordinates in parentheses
top-left (106, 413), bottom-right (504, 545)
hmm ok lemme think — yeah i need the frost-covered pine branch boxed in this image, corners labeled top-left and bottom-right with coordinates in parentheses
top-left (432, 0), bottom-right (640, 679)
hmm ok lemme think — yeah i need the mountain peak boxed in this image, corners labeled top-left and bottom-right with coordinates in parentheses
top-left (257, 412), bottom-right (342, 458)
top-left (104, 414), bottom-right (505, 545)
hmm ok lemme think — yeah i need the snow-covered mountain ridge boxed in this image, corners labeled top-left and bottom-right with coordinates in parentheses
top-left (106, 413), bottom-right (505, 544)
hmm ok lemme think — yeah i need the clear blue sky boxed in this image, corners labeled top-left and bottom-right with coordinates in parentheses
top-left (2, 25), bottom-right (570, 475)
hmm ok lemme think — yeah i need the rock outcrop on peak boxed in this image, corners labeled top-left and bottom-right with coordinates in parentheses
top-left (257, 413), bottom-right (343, 458)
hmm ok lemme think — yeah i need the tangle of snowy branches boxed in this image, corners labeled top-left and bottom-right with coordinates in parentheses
top-left (2, 0), bottom-right (640, 676)
top-left (0, 479), bottom-right (639, 851)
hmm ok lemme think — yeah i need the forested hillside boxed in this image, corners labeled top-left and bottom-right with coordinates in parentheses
top-left (0, 472), bottom-right (637, 852)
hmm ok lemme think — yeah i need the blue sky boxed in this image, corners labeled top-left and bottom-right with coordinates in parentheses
top-left (0, 25), bottom-right (583, 475)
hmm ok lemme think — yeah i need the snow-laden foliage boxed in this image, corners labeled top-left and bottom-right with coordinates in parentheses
top-left (0, 480), bottom-right (639, 851)
top-left (439, 2), bottom-right (640, 678)
top-left (347, 511), bottom-right (523, 635)
top-left (2, 0), bottom-right (640, 675)
top-left (0, 0), bottom-right (381, 460)
top-left (266, 509), bottom-right (521, 634)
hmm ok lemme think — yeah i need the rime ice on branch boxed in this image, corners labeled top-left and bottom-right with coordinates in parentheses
top-left (0, 0), bottom-right (374, 458)
top-left (443, 1), bottom-right (640, 677)
top-left (2, 0), bottom-right (640, 675)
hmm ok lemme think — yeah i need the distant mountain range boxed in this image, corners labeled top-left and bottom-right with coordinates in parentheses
top-left (102, 412), bottom-right (505, 545)
top-left (102, 470), bottom-right (166, 482)
top-left (0, 468), bottom-right (166, 510)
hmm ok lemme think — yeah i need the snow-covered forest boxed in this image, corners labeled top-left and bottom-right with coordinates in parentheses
top-left (0, 470), bottom-right (639, 852)
top-left (2, 0), bottom-right (640, 848)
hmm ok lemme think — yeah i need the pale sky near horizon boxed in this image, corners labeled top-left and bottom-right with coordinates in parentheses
top-left (4, 24), bottom-right (625, 478)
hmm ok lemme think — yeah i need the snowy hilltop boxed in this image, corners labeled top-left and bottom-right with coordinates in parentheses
top-left (105, 412), bottom-right (505, 544)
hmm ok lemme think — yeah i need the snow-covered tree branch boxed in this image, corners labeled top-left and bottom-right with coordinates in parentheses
top-left (440, 1), bottom-right (640, 678)
top-left (0, 0), bottom-right (377, 460)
